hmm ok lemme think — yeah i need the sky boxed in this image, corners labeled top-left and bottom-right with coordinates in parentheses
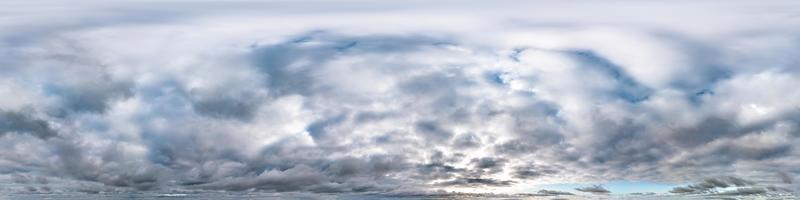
top-left (1, 0), bottom-right (800, 198)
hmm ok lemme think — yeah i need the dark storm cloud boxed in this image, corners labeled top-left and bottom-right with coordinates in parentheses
top-left (575, 185), bottom-right (611, 194)
top-left (0, 110), bottom-right (56, 139)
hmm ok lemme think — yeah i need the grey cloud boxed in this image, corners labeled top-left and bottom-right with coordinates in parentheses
top-left (11, 174), bottom-right (49, 185)
top-left (306, 114), bottom-right (349, 143)
top-left (2, 0), bottom-right (800, 196)
top-left (710, 141), bottom-right (791, 161)
top-left (669, 176), bottom-right (755, 194)
top-left (44, 80), bottom-right (133, 115)
top-left (494, 140), bottom-right (539, 155)
top-left (414, 162), bottom-right (466, 181)
top-left (537, 189), bottom-right (573, 196)
top-left (189, 91), bottom-right (263, 121)
top-left (667, 117), bottom-right (740, 148)
top-left (250, 32), bottom-right (446, 97)
top-left (470, 157), bottom-right (505, 170)
top-left (493, 102), bottom-right (564, 155)
top-left (36, 176), bottom-right (48, 184)
top-left (51, 139), bottom-right (164, 190)
top-left (434, 178), bottom-right (514, 187)
top-left (12, 174), bottom-right (30, 184)
top-left (24, 186), bottom-right (37, 192)
top-left (353, 111), bottom-right (396, 124)
top-left (464, 157), bottom-right (507, 177)
top-left (414, 121), bottom-right (454, 143)
top-left (575, 185), bottom-right (610, 194)
top-left (2, 29), bottom-right (797, 195)
top-left (195, 155), bottom-right (408, 193)
top-left (511, 164), bottom-right (559, 180)
top-left (778, 171), bottom-right (794, 184)
top-left (8, 39), bottom-right (136, 116)
top-left (452, 133), bottom-right (481, 149)
top-left (649, 32), bottom-right (733, 94)
top-left (565, 50), bottom-right (652, 103)
top-left (325, 155), bottom-right (409, 178)
top-left (199, 164), bottom-right (328, 192)
top-left (0, 110), bottom-right (56, 139)
top-left (766, 185), bottom-right (794, 193)
top-left (576, 116), bottom-right (667, 168)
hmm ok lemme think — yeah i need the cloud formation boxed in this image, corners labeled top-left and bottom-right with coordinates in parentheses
top-left (575, 185), bottom-right (611, 194)
top-left (669, 176), bottom-right (755, 194)
top-left (1, 0), bottom-right (800, 197)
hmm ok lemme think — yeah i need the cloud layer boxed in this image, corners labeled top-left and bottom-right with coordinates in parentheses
top-left (1, 0), bottom-right (799, 196)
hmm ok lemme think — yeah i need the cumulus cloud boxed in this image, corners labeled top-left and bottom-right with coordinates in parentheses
top-left (0, 0), bottom-right (800, 197)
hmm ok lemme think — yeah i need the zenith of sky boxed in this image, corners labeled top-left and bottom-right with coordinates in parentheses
top-left (1, 0), bottom-right (800, 198)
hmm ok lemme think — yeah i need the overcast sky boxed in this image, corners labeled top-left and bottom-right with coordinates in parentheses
top-left (1, 0), bottom-right (800, 197)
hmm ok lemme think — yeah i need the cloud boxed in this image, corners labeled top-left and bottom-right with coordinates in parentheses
top-left (669, 176), bottom-right (756, 194)
top-left (434, 178), bottom-right (515, 187)
top-left (778, 171), bottom-right (794, 184)
top-left (575, 185), bottom-right (611, 194)
top-left (716, 187), bottom-right (768, 196)
top-left (511, 164), bottom-right (559, 180)
top-left (537, 189), bottom-right (573, 196)
top-left (1, 0), bottom-right (800, 196)
top-left (0, 110), bottom-right (56, 139)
